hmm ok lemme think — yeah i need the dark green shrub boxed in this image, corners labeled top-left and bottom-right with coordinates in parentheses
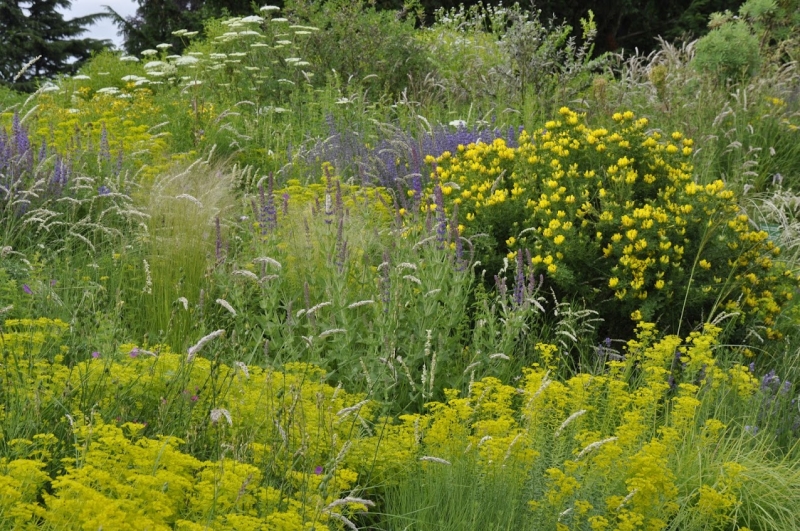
top-left (286, 0), bottom-right (432, 97)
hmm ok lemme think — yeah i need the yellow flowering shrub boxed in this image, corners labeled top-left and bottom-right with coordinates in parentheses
top-left (380, 321), bottom-right (762, 530)
top-left (14, 82), bottom-right (175, 183)
top-left (422, 107), bottom-right (798, 341)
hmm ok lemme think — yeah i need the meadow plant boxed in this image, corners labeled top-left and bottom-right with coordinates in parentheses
top-left (421, 107), bottom-right (799, 341)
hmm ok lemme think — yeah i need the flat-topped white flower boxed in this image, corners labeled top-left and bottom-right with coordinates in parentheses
top-left (271, 17), bottom-right (288, 22)
top-left (260, 5), bottom-right (280, 11)
top-left (156, 43), bottom-right (172, 49)
top-left (96, 87), bottom-right (120, 94)
top-left (241, 15), bottom-right (264, 23)
top-left (239, 30), bottom-right (261, 36)
top-left (119, 55), bottom-right (139, 62)
top-left (141, 49), bottom-right (158, 56)
top-left (174, 56), bottom-right (200, 66)
top-left (72, 74), bottom-right (91, 80)
top-left (144, 61), bottom-right (166, 69)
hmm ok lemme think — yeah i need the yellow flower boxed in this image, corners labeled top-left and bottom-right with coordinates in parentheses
top-left (655, 279), bottom-right (665, 289)
top-left (699, 259), bottom-right (711, 270)
top-left (631, 309), bottom-right (643, 321)
top-left (554, 235), bottom-right (565, 245)
top-left (609, 277), bottom-right (619, 288)
top-left (547, 263), bottom-right (558, 274)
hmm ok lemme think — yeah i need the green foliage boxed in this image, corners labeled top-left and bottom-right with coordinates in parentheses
top-left (286, 0), bottom-right (431, 97)
top-left (693, 20), bottom-right (761, 82)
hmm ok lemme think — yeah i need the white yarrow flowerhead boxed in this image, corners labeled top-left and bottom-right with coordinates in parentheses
top-left (210, 408), bottom-right (232, 426)
top-left (72, 74), bottom-right (91, 80)
top-left (119, 55), bottom-right (139, 62)
top-left (156, 43), bottom-right (173, 49)
top-left (260, 5), bottom-right (280, 12)
top-left (141, 49), bottom-right (158, 56)
top-left (241, 15), bottom-right (264, 23)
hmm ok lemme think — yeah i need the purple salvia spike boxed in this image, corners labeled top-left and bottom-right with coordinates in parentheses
top-left (258, 182), bottom-right (267, 235)
top-left (100, 123), bottom-right (111, 162)
top-left (266, 172), bottom-right (277, 231)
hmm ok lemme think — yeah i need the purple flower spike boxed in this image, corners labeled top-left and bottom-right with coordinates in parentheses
top-left (129, 348), bottom-right (139, 358)
top-left (91, 351), bottom-right (100, 359)
top-left (22, 284), bottom-right (32, 295)
top-left (314, 466), bottom-right (324, 475)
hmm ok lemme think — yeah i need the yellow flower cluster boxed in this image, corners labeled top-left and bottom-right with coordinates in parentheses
top-left (423, 107), bottom-right (798, 337)
top-left (0, 317), bottom-right (766, 529)
top-left (391, 322), bottom-right (759, 530)
top-left (14, 83), bottom-right (175, 183)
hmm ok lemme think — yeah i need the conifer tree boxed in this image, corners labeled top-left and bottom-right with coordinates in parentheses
top-left (0, 0), bottom-right (110, 92)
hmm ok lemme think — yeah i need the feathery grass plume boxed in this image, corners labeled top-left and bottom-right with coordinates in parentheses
top-left (336, 399), bottom-right (370, 418)
top-left (210, 408), bottom-right (232, 426)
top-left (216, 298), bottom-right (237, 316)
top-left (142, 259), bottom-right (153, 294)
top-left (319, 328), bottom-right (347, 338)
top-left (187, 329), bottom-right (225, 360)
top-left (347, 299), bottom-right (374, 309)
top-left (554, 409), bottom-right (587, 437)
top-left (325, 512), bottom-right (358, 531)
top-left (305, 301), bottom-right (332, 316)
top-left (177, 297), bottom-right (189, 310)
top-left (419, 456), bottom-right (452, 465)
top-left (253, 256), bottom-right (282, 269)
top-left (325, 497), bottom-right (376, 511)
top-left (233, 361), bottom-right (249, 378)
top-left (232, 269), bottom-right (259, 281)
top-left (576, 436), bottom-right (618, 459)
top-left (12, 56), bottom-right (42, 83)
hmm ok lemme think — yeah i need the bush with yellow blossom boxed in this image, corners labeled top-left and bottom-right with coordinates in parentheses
top-left (424, 107), bottom-right (799, 340)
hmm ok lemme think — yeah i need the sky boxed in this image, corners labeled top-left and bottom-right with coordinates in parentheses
top-left (58, 0), bottom-right (139, 49)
